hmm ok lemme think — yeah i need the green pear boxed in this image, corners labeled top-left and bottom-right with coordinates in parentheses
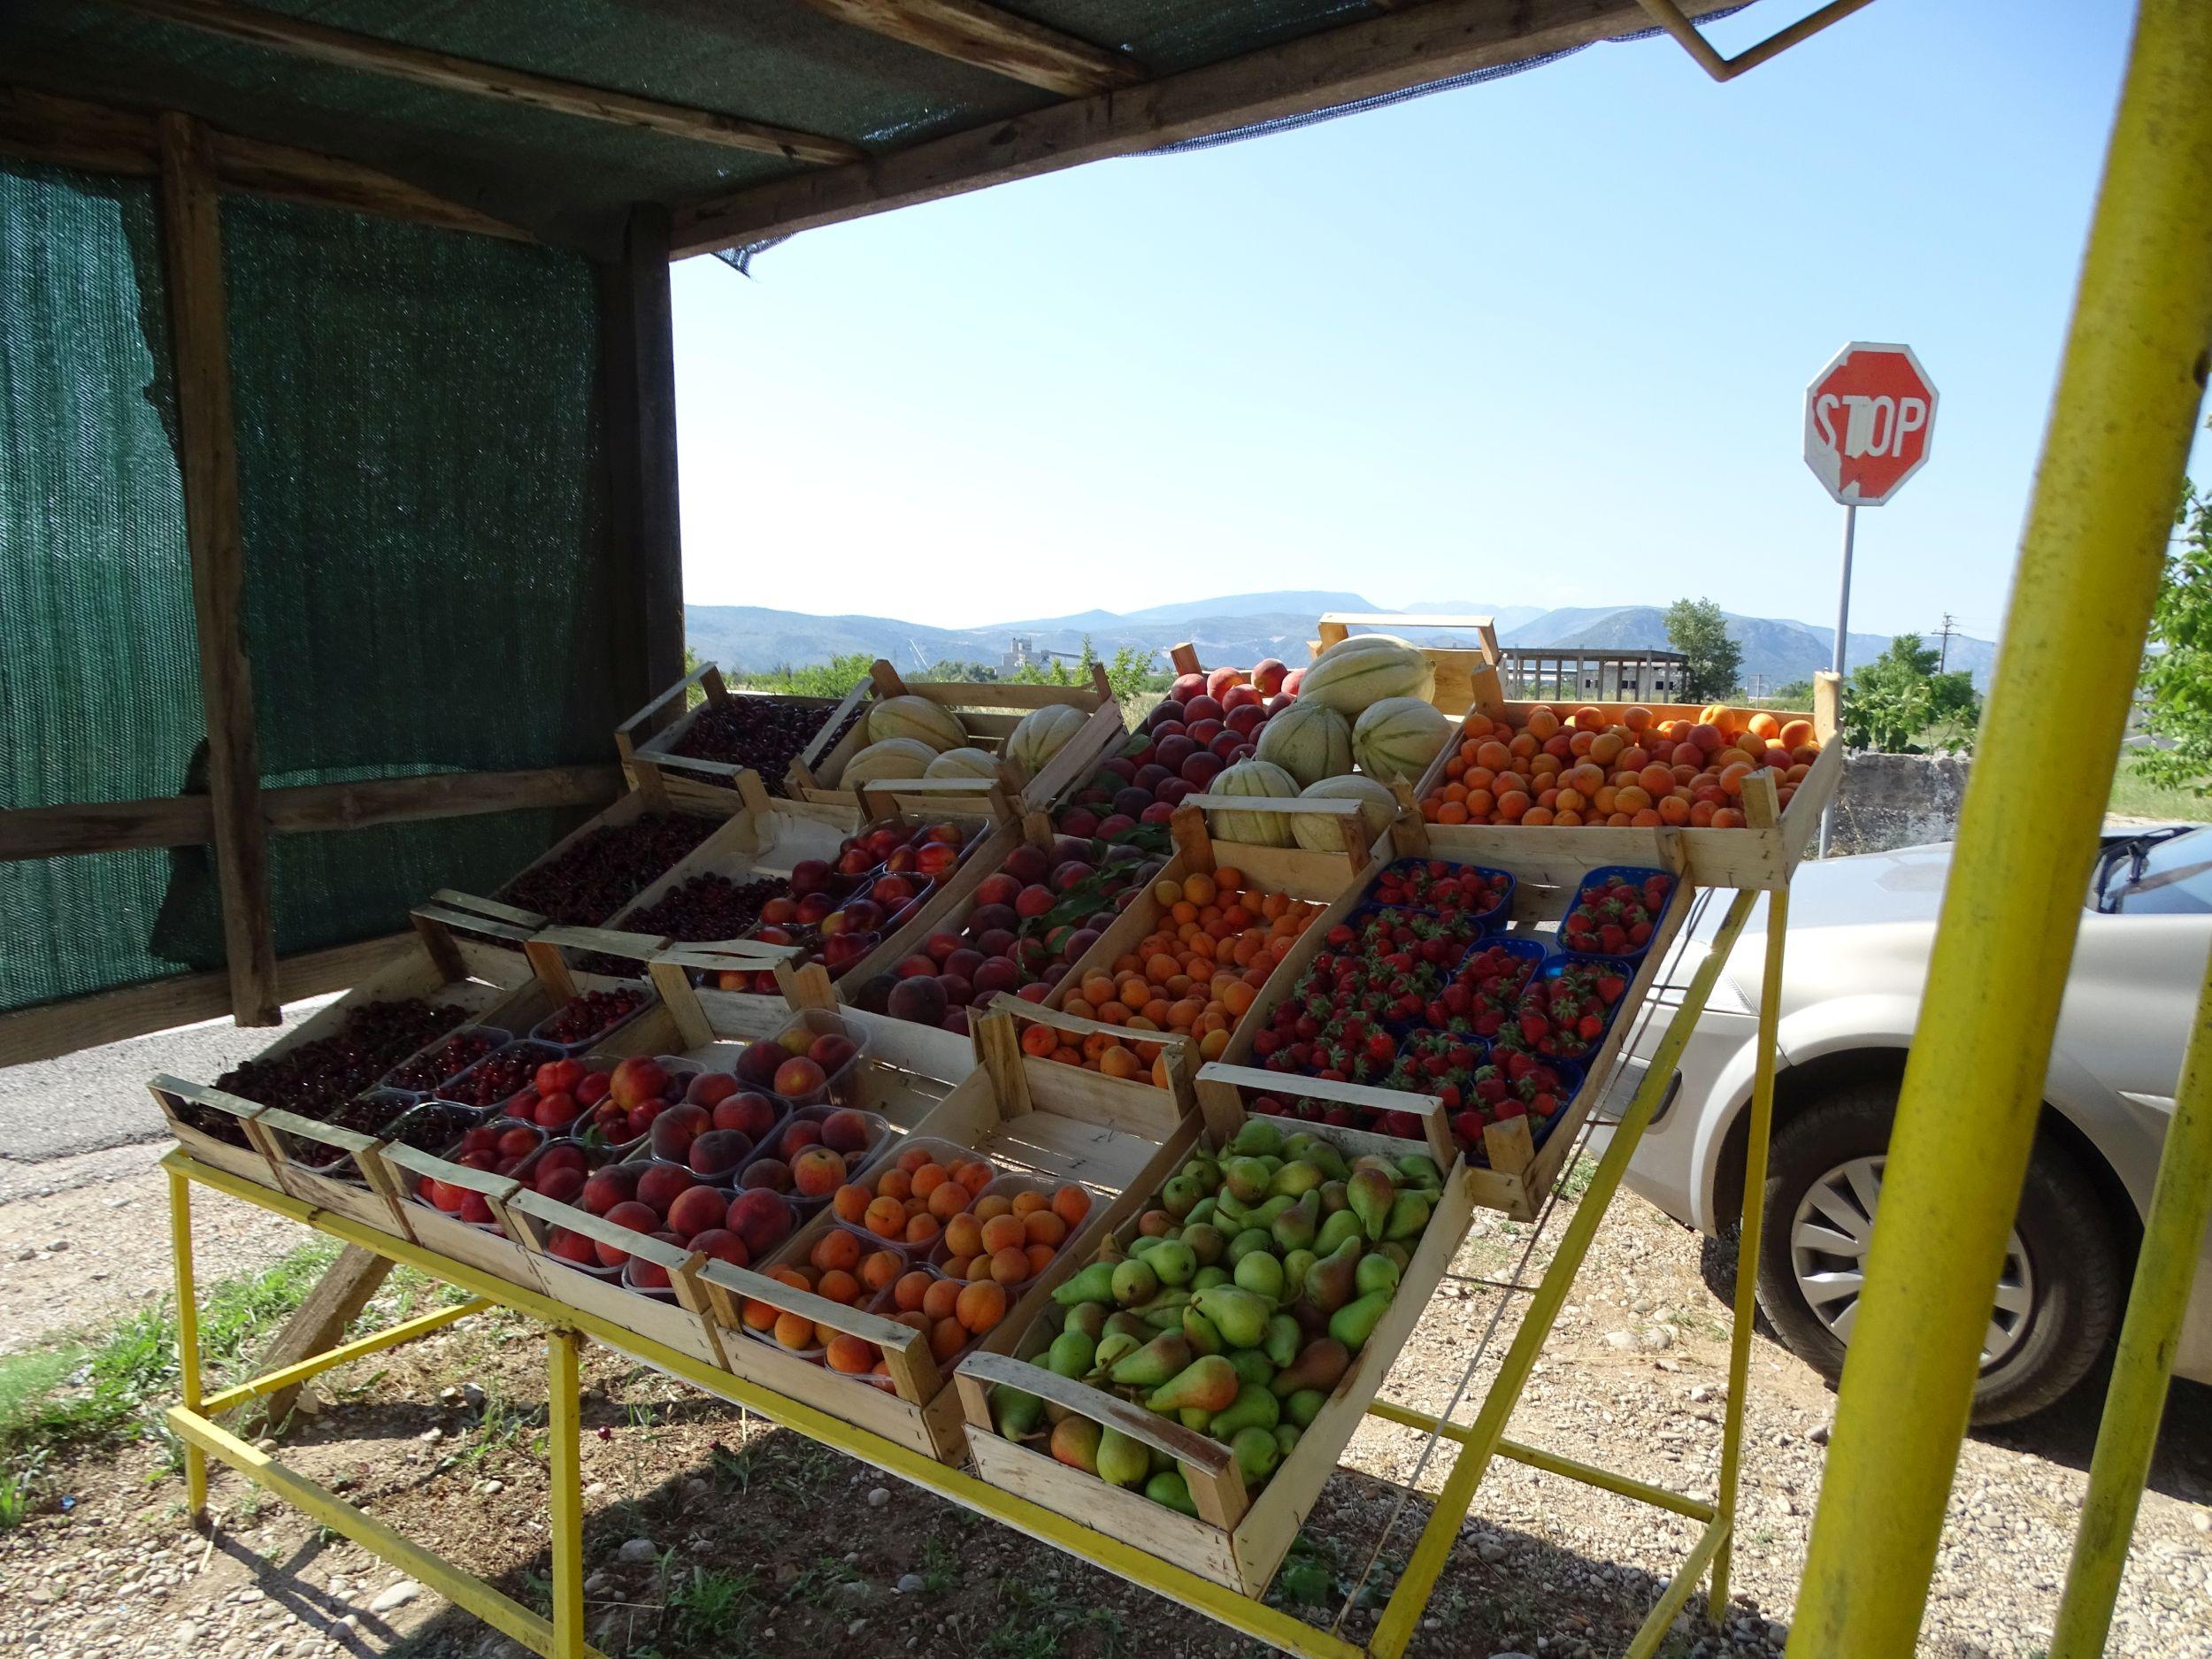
top-left (993, 1384), bottom-right (1044, 1440)
top-left (1211, 1382), bottom-right (1281, 1439)
top-left (1271, 1190), bottom-right (1319, 1253)
top-left (1247, 1194), bottom-right (1296, 1231)
top-left (1284, 1388), bottom-right (1325, 1428)
top-left (1380, 1241), bottom-right (1411, 1272)
top-left (1160, 1172), bottom-right (1205, 1218)
top-left (1283, 1133), bottom-right (1347, 1180)
top-left (1317, 1179), bottom-right (1349, 1215)
top-left (1229, 1119), bottom-right (1283, 1158)
top-left (1111, 1258), bottom-right (1158, 1307)
top-left (1182, 1154), bottom-right (1221, 1189)
top-left (1263, 1312), bottom-right (1302, 1369)
top-left (1053, 1262), bottom-right (1117, 1306)
top-left (1222, 1157), bottom-right (1273, 1206)
top-left (1096, 1426), bottom-right (1151, 1489)
top-left (1089, 1331), bottom-right (1140, 1376)
top-left (1110, 1331), bottom-right (1193, 1388)
top-left (1328, 1290), bottom-right (1393, 1353)
top-left (1065, 1302), bottom-right (1108, 1340)
top-left (1192, 1285), bottom-right (1271, 1349)
top-left (1351, 1154), bottom-right (1399, 1178)
top-left (1178, 1405), bottom-right (1214, 1432)
top-left (1225, 1227), bottom-right (1274, 1266)
top-left (1049, 1417), bottom-right (1101, 1473)
top-left (1228, 1348), bottom-right (1275, 1387)
top-left (1395, 1153), bottom-right (1443, 1190)
top-left (1180, 1222), bottom-right (1225, 1266)
top-left (1230, 1425), bottom-right (1280, 1485)
top-left (1094, 1231), bottom-right (1128, 1264)
top-left (1129, 1233), bottom-right (1171, 1258)
top-left (1104, 1310), bottom-right (1150, 1342)
top-left (1180, 1306), bottom-right (1222, 1356)
top-left (1187, 1196), bottom-right (1218, 1227)
top-left (1270, 1337), bottom-right (1352, 1398)
top-left (1282, 1248), bottom-right (1317, 1300)
top-left (1210, 1193), bottom-right (1248, 1232)
top-left (1233, 1250), bottom-right (1285, 1304)
top-left (1274, 1423), bottom-right (1303, 1458)
top-left (1148, 1355), bottom-right (1240, 1415)
top-left (1048, 1329), bottom-right (1097, 1379)
top-left (1270, 1160), bottom-right (1324, 1199)
top-left (1315, 1207), bottom-right (1363, 1256)
top-left (1148, 1239), bottom-right (1197, 1287)
top-left (1355, 1252), bottom-right (1402, 1297)
top-left (1347, 1168), bottom-right (1396, 1241)
top-left (1145, 1470), bottom-right (1198, 1515)
top-left (1141, 1295), bottom-right (1189, 1331)
top-left (1303, 1239), bottom-right (1362, 1315)
top-left (1191, 1265), bottom-right (1231, 1291)
top-left (1383, 1189), bottom-right (1432, 1242)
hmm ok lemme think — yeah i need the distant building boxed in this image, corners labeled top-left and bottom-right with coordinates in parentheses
top-left (1498, 647), bottom-right (1689, 703)
top-left (1001, 635), bottom-right (1042, 672)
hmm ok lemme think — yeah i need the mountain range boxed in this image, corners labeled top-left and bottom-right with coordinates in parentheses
top-left (686, 591), bottom-right (1997, 693)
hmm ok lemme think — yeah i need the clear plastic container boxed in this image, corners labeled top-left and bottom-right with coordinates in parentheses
top-left (926, 1170), bottom-right (1063, 1289)
top-left (377, 1026), bottom-right (512, 1095)
top-left (764, 1010), bottom-right (872, 1107)
top-left (528, 988), bottom-right (655, 1053)
top-left (434, 1041), bottom-right (562, 1111)
top-left (747, 1105), bottom-right (898, 1206)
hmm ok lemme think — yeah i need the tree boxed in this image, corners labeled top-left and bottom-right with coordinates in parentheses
top-left (1767, 678), bottom-right (1816, 708)
top-left (1840, 634), bottom-right (1981, 753)
top-left (729, 651), bottom-right (879, 699)
top-left (1664, 598), bottom-right (1743, 701)
top-left (2137, 462), bottom-right (2212, 795)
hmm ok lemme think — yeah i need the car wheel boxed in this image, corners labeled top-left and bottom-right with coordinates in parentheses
top-left (1755, 1079), bottom-right (2123, 1425)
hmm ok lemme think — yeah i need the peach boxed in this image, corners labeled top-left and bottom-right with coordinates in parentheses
top-left (773, 1056), bottom-right (826, 1099)
top-left (687, 1128), bottom-right (752, 1178)
top-left (713, 1091), bottom-right (778, 1139)
top-left (534, 1166), bottom-right (586, 1205)
top-left (649, 1102), bottom-right (712, 1163)
top-left (824, 1110), bottom-right (872, 1154)
top-left (610, 1056), bottom-right (669, 1111)
top-left (780, 1120), bottom-right (824, 1153)
top-left (741, 1157), bottom-right (793, 1194)
top-left (631, 1232), bottom-right (681, 1288)
top-left (687, 1228), bottom-right (748, 1265)
top-left (686, 1072), bottom-right (740, 1109)
top-left (635, 1164), bottom-right (695, 1217)
top-left (791, 1146), bottom-right (846, 1198)
top-left (580, 1165), bottom-right (640, 1217)
top-left (548, 1226), bottom-right (595, 1265)
top-left (665, 1184), bottom-right (726, 1239)
top-left (595, 1201), bottom-right (659, 1266)
top-left (726, 1188), bottom-right (793, 1254)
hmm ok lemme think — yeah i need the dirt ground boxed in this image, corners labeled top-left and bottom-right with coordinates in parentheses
top-left (4, 1154), bottom-right (2210, 1659)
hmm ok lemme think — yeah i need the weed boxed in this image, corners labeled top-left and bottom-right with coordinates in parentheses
top-left (1559, 1153), bottom-right (1599, 1201)
top-left (461, 1393), bottom-right (539, 1465)
top-left (981, 1577), bottom-right (1125, 1659)
top-left (785, 1555), bottom-right (860, 1609)
top-left (0, 1450), bottom-right (44, 1528)
top-left (918, 1534), bottom-right (958, 1595)
top-left (667, 1564), bottom-right (761, 1646)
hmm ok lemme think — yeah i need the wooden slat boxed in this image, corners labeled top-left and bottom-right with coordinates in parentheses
top-left (0, 85), bottom-right (528, 239)
top-left (672, 0), bottom-right (1740, 254)
top-left (100, 0), bottom-right (863, 165)
top-left (792, 0), bottom-right (1140, 96)
top-left (0, 932), bottom-right (408, 1069)
top-left (160, 111), bottom-right (277, 1027)
top-left (603, 204), bottom-right (687, 717)
top-left (0, 765), bottom-right (620, 861)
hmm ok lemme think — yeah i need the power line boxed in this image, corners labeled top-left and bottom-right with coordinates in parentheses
top-left (1935, 612), bottom-right (1958, 673)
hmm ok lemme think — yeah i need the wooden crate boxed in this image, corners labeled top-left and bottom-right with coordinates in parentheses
top-left (1303, 613), bottom-right (1504, 718)
top-left (617, 661), bottom-right (872, 813)
top-left (1209, 819), bottom-right (1694, 1221)
top-left (795, 659), bottom-right (1126, 818)
top-left (954, 1094), bottom-right (1474, 1597)
top-left (150, 901), bottom-right (543, 1197)
top-left (1409, 670), bottom-right (1844, 892)
top-left (373, 1139), bottom-right (553, 1296)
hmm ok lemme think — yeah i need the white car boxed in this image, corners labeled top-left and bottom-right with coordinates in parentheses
top-left (1621, 825), bottom-right (2212, 1422)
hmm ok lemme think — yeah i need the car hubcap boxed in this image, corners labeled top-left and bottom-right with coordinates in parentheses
top-left (1790, 1155), bottom-right (2035, 1369)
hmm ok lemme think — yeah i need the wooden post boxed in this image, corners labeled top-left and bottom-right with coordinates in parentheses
top-left (602, 203), bottom-right (685, 722)
top-left (237, 1244), bottom-right (393, 1432)
top-left (157, 111), bottom-right (279, 1026)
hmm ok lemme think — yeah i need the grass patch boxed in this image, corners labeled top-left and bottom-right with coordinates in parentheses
top-left (981, 1576), bottom-right (1126, 1659)
top-left (2109, 753), bottom-right (2208, 820)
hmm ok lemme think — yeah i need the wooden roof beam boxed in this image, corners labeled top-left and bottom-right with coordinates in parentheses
top-left (792, 0), bottom-right (1141, 96)
top-left (672, 0), bottom-right (1744, 255)
top-left (98, 0), bottom-right (863, 165)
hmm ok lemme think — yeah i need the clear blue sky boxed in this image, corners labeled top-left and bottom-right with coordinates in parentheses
top-left (669, 1), bottom-right (2205, 646)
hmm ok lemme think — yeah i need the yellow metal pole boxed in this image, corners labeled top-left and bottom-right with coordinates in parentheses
top-left (547, 1329), bottom-right (587, 1659)
top-left (169, 1167), bottom-right (208, 1521)
top-left (2050, 946), bottom-right (2212, 1656)
top-left (1710, 888), bottom-right (1787, 1617)
top-left (1793, 4), bottom-right (2212, 1653)
top-left (199, 1297), bottom-right (488, 1416)
top-left (1369, 890), bottom-right (1761, 1659)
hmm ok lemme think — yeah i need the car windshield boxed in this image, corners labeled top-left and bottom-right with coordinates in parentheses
top-left (2092, 825), bottom-right (2212, 915)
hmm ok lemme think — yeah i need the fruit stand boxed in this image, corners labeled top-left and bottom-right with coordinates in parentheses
top-left (149, 622), bottom-right (1832, 1659)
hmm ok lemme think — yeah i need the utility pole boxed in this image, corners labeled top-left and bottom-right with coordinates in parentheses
top-left (1935, 612), bottom-right (1958, 672)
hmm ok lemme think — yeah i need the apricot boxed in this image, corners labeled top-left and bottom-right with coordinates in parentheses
top-left (980, 1214), bottom-right (1026, 1255)
top-left (876, 1168), bottom-right (912, 1202)
top-left (810, 1228), bottom-right (862, 1273)
top-left (817, 1268), bottom-right (860, 1305)
top-left (956, 1279), bottom-right (1007, 1333)
top-left (864, 1196), bottom-right (907, 1238)
top-left (826, 1334), bottom-right (876, 1375)
top-left (974, 1194), bottom-right (1014, 1223)
top-left (989, 1246), bottom-right (1030, 1286)
top-left (772, 1311), bottom-right (817, 1351)
top-left (859, 1249), bottom-right (902, 1293)
top-left (926, 1179), bottom-right (972, 1220)
top-left (895, 1144), bottom-right (933, 1174)
top-left (929, 1317), bottom-right (967, 1363)
top-left (954, 1158), bottom-right (994, 1195)
top-left (921, 1277), bottom-right (962, 1320)
top-left (1023, 1210), bottom-right (1067, 1247)
top-left (903, 1212), bottom-right (941, 1246)
top-left (1052, 1185), bottom-right (1091, 1227)
top-left (893, 1270), bottom-right (933, 1311)
top-left (945, 1213), bottom-right (985, 1257)
top-left (1025, 1241), bottom-right (1056, 1277)
top-left (831, 1184), bottom-right (869, 1225)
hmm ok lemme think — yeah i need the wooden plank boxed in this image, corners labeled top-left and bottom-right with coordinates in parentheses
top-left (160, 111), bottom-right (277, 1027)
top-left (615, 204), bottom-right (685, 710)
top-left (101, 0), bottom-right (862, 164)
top-left (791, 0), bottom-right (1140, 96)
top-left (235, 1247), bottom-right (393, 1432)
top-left (671, 0), bottom-right (1737, 254)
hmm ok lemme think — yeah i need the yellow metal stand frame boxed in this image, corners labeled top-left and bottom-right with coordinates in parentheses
top-left (163, 890), bottom-right (1778, 1659)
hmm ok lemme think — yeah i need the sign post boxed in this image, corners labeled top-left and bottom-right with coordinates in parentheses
top-left (1803, 342), bottom-right (1939, 855)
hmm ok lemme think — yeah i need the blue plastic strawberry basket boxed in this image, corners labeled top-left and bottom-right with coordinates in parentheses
top-left (1555, 865), bottom-right (1676, 963)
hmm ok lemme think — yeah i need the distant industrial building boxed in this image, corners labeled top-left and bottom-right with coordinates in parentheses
top-left (1497, 647), bottom-right (1689, 702)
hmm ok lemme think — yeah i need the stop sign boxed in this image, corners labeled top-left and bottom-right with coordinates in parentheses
top-left (1803, 342), bottom-right (1938, 505)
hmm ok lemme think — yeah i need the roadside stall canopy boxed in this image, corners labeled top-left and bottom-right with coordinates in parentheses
top-left (0, 0), bottom-right (1745, 1064)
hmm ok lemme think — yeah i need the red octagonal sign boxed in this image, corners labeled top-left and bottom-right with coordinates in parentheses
top-left (1803, 342), bottom-right (1938, 506)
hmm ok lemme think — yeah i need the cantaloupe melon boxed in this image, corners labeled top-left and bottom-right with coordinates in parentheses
top-left (867, 695), bottom-right (967, 753)
top-left (1353, 697), bottom-right (1451, 784)
top-left (838, 737), bottom-right (936, 788)
top-left (925, 746), bottom-right (1002, 780)
top-left (1254, 699), bottom-right (1353, 788)
top-left (1205, 759), bottom-right (1301, 848)
top-left (1298, 634), bottom-right (1435, 717)
top-left (1291, 774), bottom-right (1398, 855)
top-left (1003, 703), bottom-right (1087, 776)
